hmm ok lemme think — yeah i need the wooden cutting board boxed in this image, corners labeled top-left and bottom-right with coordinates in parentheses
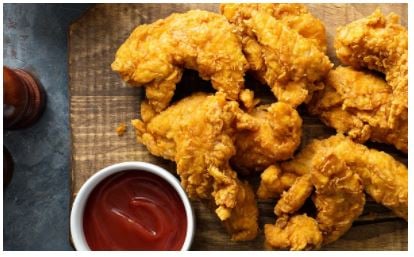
top-left (68, 3), bottom-right (408, 250)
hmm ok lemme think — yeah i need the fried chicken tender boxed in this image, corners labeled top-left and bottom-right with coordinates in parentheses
top-left (221, 3), bottom-right (332, 107)
top-left (221, 3), bottom-right (327, 52)
top-left (264, 214), bottom-right (323, 250)
top-left (132, 93), bottom-right (258, 240)
top-left (335, 9), bottom-right (408, 126)
top-left (274, 174), bottom-right (313, 216)
top-left (331, 136), bottom-right (408, 220)
top-left (223, 181), bottom-right (259, 241)
top-left (112, 10), bottom-right (248, 119)
top-left (311, 153), bottom-right (365, 244)
top-left (281, 134), bottom-right (408, 220)
top-left (308, 66), bottom-right (408, 153)
top-left (280, 139), bottom-right (320, 176)
top-left (269, 152), bottom-right (364, 248)
top-left (232, 102), bottom-right (302, 173)
top-left (257, 138), bottom-right (317, 199)
top-left (263, 134), bottom-right (407, 249)
top-left (257, 165), bottom-right (298, 200)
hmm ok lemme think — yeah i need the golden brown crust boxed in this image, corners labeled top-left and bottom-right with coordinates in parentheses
top-left (331, 136), bottom-right (408, 220)
top-left (232, 102), bottom-right (302, 172)
top-left (264, 214), bottom-right (323, 250)
top-left (115, 122), bottom-right (127, 136)
top-left (281, 134), bottom-right (408, 220)
top-left (257, 164), bottom-right (298, 200)
top-left (335, 9), bottom-right (407, 126)
top-left (311, 153), bottom-right (365, 244)
top-left (221, 3), bottom-right (332, 107)
top-left (112, 10), bottom-right (248, 115)
top-left (274, 174), bottom-right (313, 216)
top-left (263, 134), bottom-right (407, 249)
top-left (308, 66), bottom-right (407, 153)
top-left (223, 181), bottom-right (259, 241)
top-left (220, 3), bottom-right (327, 52)
top-left (133, 93), bottom-right (259, 240)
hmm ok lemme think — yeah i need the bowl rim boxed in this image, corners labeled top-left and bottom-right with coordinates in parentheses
top-left (70, 161), bottom-right (195, 251)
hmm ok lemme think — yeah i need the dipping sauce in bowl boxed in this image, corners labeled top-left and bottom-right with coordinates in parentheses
top-left (83, 170), bottom-right (187, 250)
top-left (70, 162), bottom-right (194, 251)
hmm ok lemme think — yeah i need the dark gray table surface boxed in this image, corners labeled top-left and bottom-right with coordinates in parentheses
top-left (3, 4), bottom-right (93, 250)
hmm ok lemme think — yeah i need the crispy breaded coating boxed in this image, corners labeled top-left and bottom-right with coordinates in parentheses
top-left (280, 139), bottom-right (320, 177)
top-left (264, 214), bottom-right (323, 250)
top-left (112, 10), bottom-right (248, 119)
top-left (308, 66), bottom-right (407, 153)
top-left (332, 136), bottom-right (408, 220)
top-left (257, 165), bottom-right (298, 200)
top-left (221, 3), bottom-right (332, 107)
top-left (232, 102), bottom-right (302, 172)
top-left (335, 9), bottom-right (407, 126)
top-left (274, 174), bottom-right (313, 216)
top-left (221, 3), bottom-right (327, 52)
top-left (132, 93), bottom-right (259, 240)
top-left (311, 153), bottom-right (365, 244)
top-left (283, 134), bottom-right (408, 220)
top-left (115, 122), bottom-right (127, 136)
top-left (263, 134), bottom-right (407, 249)
top-left (133, 93), bottom-right (236, 199)
top-left (223, 181), bottom-right (259, 241)
top-left (265, 151), bottom-right (365, 249)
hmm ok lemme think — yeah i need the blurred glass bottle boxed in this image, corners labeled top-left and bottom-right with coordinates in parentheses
top-left (4, 66), bottom-right (46, 188)
top-left (4, 146), bottom-right (14, 188)
top-left (4, 66), bottom-right (46, 129)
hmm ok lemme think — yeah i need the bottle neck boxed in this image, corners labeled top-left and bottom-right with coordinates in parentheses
top-left (3, 67), bottom-right (45, 130)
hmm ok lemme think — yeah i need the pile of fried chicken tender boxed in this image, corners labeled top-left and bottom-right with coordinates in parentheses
top-left (111, 4), bottom-right (408, 250)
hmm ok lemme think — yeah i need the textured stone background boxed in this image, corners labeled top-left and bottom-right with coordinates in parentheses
top-left (3, 4), bottom-right (92, 250)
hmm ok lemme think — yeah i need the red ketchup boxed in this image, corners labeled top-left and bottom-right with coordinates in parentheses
top-left (83, 170), bottom-right (187, 250)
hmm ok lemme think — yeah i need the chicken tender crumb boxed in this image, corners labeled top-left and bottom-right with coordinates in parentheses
top-left (116, 122), bottom-right (127, 136)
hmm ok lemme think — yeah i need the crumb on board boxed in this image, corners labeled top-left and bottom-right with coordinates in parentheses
top-left (116, 122), bottom-right (127, 136)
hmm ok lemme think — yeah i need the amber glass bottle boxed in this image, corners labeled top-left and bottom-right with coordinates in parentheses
top-left (3, 66), bottom-right (45, 129)
top-left (3, 146), bottom-right (14, 188)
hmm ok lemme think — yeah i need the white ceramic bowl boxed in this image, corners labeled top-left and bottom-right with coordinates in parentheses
top-left (70, 161), bottom-right (195, 251)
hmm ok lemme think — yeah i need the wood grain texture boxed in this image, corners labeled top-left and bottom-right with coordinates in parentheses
top-left (68, 4), bottom-right (407, 250)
